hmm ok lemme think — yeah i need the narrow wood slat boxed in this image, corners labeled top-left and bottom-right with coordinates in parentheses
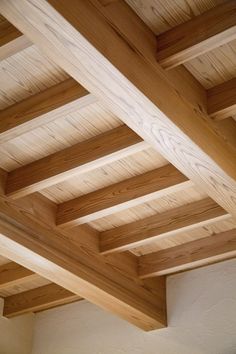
top-left (5, 125), bottom-right (146, 199)
top-left (56, 164), bottom-right (190, 228)
top-left (0, 261), bottom-right (37, 289)
top-left (156, 0), bottom-right (236, 69)
top-left (3, 283), bottom-right (82, 317)
top-left (207, 78), bottom-right (236, 121)
top-left (0, 18), bottom-right (31, 60)
top-left (0, 78), bottom-right (96, 143)
top-left (100, 198), bottom-right (229, 254)
top-left (139, 229), bottom-right (236, 278)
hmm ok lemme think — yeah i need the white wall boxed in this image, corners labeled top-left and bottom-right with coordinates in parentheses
top-left (31, 259), bottom-right (236, 354)
top-left (0, 303), bottom-right (34, 354)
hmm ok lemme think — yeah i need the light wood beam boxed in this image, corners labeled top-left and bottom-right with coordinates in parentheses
top-left (139, 229), bottom-right (236, 278)
top-left (6, 126), bottom-right (147, 199)
top-left (3, 283), bottom-right (82, 317)
top-left (0, 261), bottom-right (37, 289)
top-left (207, 78), bottom-right (236, 121)
top-left (0, 18), bottom-right (31, 60)
top-left (156, 1), bottom-right (236, 69)
top-left (56, 164), bottom-right (190, 228)
top-left (2, 0), bottom-right (236, 217)
top-left (0, 192), bottom-right (166, 331)
top-left (100, 198), bottom-right (229, 254)
top-left (0, 78), bottom-right (96, 143)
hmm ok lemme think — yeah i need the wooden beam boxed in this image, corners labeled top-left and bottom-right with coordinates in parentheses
top-left (0, 193), bottom-right (166, 331)
top-left (0, 18), bottom-right (31, 60)
top-left (100, 198), bottom-right (229, 254)
top-left (56, 164), bottom-right (190, 228)
top-left (207, 78), bottom-right (236, 121)
top-left (6, 126), bottom-right (147, 199)
top-left (139, 229), bottom-right (236, 278)
top-left (2, 0), bottom-right (236, 218)
top-left (156, 1), bottom-right (236, 69)
top-left (3, 283), bottom-right (82, 317)
top-left (0, 261), bottom-right (37, 289)
top-left (0, 78), bottom-right (96, 143)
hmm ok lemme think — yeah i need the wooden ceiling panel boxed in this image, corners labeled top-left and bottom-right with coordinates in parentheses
top-left (41, 147), bottom-right (167, 203)
top-left (89, 185), bottom-right (207, 231)
top-left (126, 0), bottom-right (225, 35)
top-left (0, 276), bottom-right (51, 298)
top-left (0, 101), bottom-right (122, 171)
top-left (132, 217), bottom-right (236, 256)
top-left (126, 0), bottom-right (236, 90)
top-left (0, 0), bottom-right (236, 330)
top-left (185, 40), bottom-right (236, 89)
top-left (0, 45), bottom-right (68, 109)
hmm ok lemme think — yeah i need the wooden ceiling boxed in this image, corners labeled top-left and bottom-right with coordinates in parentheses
top-left (0, 0), bottom-right (235, 331)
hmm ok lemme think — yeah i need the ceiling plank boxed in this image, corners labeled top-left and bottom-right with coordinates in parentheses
top-left (56, 164), bottom-right (190, 228)
top-left (139, 229), bottom-right (236, 278)
top-left (5, 126), bottom-right (147, 199)
top-left (0, 78), bottom-right (96, 144)
top-left (100, 198), bottom-right (229, 254)
top-left (2, 0), bottom-right (236, 217)
top-left (207, 78), bottom-right (236, 121)
top-left (0, 261), bottom-right (37, 289)
top-left (0, 192), bottom-right (166, 331)
top-left (3, 283), bottom-right (82, 317)
top-left (156, 0), bottom-right (236, 69)
top-left (0, 18), bottom-right (31, 60)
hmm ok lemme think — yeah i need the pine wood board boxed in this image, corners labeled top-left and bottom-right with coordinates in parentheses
top-left (126, 0), bottom-right (225, 35)
top-left (0, 101), bottom-right (122, 171)
top-left (126, 0), bottom-right (236, 89)
top-left (0, 44), bottom-right (68, 109)
top-left (185, 40), bottom-right (236, 89)
top-left (0, 275), bottom-right (51, 297)
top-left (41, 147), bottom-right (167, 203)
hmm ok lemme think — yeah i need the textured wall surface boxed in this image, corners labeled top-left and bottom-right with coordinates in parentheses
top-left (31, 259), bottom-right (236, 354)
top-left (0, 309), bottom-right (34, 354)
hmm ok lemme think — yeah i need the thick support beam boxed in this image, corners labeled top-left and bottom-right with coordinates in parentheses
top-left (0, 78), bottom-right (96, 143)
top-left (156, 1), bottom-right (236, 69)
top-left (6, 126), bottom-right (147, 199)
top-left (207, 78), bottom-right (236, 121)
top-left (0, 18), bottom-right (31, 60)
top-left (3, 283), bottom-right (82, 317)
top-left (0, 193), bottom-right (166, 331)
top-left (0, 261), bottom-right (37, 289)
top-left (100, 198), bottom-right (229, 254)
top-left (56, 164), bottom-right (190, 228)
top-left (2, 0), bottom-right (236, 217)
top-left (139, 229), bottom-right (236, 278)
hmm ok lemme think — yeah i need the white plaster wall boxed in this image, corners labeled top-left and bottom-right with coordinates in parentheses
top-left (31, 259), bottom-right (236, 354)
top-left (0, 308), bottom-right (34, 354)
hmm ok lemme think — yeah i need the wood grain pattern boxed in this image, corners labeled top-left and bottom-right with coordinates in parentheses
top-left (126, 0), bottom-right (225, 35)
top-left (139, 229), bottom-right (236, 278)
top-left (56, 164), bottom-right (190, 227)
top-left (0, 45), bottom-right (69, 110)
top-left (156, 1), bottom-right (236, 69)
top-left (0, 261), bottom-right (37, 289)
top-left (100, 198), bottom-right (229, 253)
top-left (2, 0), bottom-right (236, 217)
top-left (0, 17), bottom-right (31, 60)
top-left (3, 283), bottom-right (82, 317)
top-left (5, 126), bottom-right (146, 198)
top-left (185, 40), bottom-right (236, 89)
top-left (207, 78), bottom-right (236, 120)
top-left (0, 192), bottom-right (166, 331)
top-left (0, 77), bottom-right (96, 143)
